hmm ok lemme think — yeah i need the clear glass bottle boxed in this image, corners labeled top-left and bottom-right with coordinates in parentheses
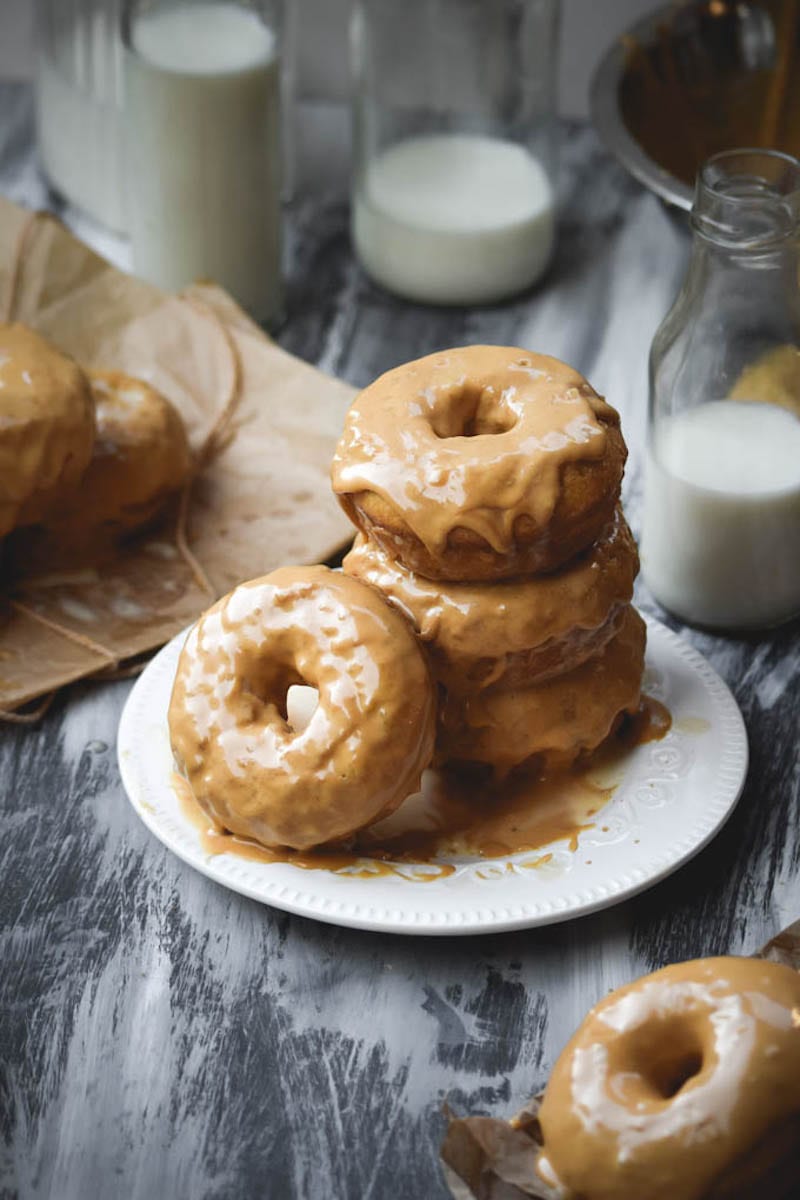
top-left (122, 0), bottom-right (285, 325)
top-left (350, 0), bottom-right (559, 306)
top-left (35, 0), bottom-right (127, 232)
top-left (641, 149), bottom-right (800, 630)
top-left (35, 0), bottom-right (295, 239)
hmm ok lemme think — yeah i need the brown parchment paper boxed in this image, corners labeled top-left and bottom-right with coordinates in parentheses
top-left (441, 920), bottom-right (800, 1199)
top-left (0, 196), bottom-right (356, 711)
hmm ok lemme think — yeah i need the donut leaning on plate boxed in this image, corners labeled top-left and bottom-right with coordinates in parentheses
top-left (0, 323), bottom-right (94, 538)
top-left (343, 506), bottom-right (638, 693)
top-left (168, 566), bottom-right (437, 850)
top-left (436, 605), bottom-right (646, 775)
top-left (331, 346), bottom-right (627, 582)
top-left (536, 956), bottom-right (800, 1200)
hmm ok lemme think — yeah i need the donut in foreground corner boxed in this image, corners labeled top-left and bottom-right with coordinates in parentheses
top-left (536, 956), bottom-right (800, 1200)
top-left (168, 566), bottom-right (436, 851)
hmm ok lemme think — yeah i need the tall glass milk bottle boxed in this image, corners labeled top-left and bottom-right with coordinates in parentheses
top-left (122, 0), bottom-right (284, 325)
top-left (641, 150), bottom-right (800, 630)
top-left (350, 0), bottom-right (559, 306)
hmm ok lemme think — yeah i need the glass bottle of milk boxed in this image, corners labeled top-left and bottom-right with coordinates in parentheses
top-left (641, 149), bottom-right (800, 630)
top-left (122, 0), bottom-right (284, 325)
top-left (350, 0), bottom-right (559, 306)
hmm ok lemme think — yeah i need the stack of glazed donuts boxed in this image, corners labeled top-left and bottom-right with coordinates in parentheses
top-left (168, 344), bottom-right (648, 852)
top-left (335, 345), bottom-right (645, 776)
top-left (0, 322), bottom-right (191, 572)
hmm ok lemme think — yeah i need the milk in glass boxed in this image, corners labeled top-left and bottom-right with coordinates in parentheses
top-left (353, 134), bottom-right (555, 305)
top-left (642, 400), bottom-right (800, 628)
top-left (125, 2), bottom-right (282, 323)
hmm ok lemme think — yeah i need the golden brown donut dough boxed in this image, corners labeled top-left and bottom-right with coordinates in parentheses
top-left (437, 606), bottom-right (646, 774)
top-left (0, 323), bottom-right (94, 538)
top-left (536, 956), bottom-right (800, 1200)
top-left (343, 507), bottom-right (639, 693)
top-left (77, 369), bottom-right (191, 533)
top-left (332, 346), bottom-right (627, 581)
top-left (169, 566), bottom-right (437, 850)
top-left (11, 369), bottom-right (191, 568)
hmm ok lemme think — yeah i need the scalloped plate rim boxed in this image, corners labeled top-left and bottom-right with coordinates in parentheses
top-left (117, 615), bottom-right (748, 936)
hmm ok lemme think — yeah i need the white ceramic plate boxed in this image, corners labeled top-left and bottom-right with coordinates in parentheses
top-left (117, 616), bottom-right (747, 936)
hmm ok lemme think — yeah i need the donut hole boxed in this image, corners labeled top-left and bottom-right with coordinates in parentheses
top-left (429, 385), bottom-right (518, 439)
top-left (621, 1018), bottom-right (705, 1101)
top-left (240, 659), bottom-right (317, 731)
top-left (655, 1049), bottom-right (704, 1099)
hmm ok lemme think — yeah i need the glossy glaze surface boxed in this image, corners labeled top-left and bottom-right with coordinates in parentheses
top-left (438, 607), bottom-right (646, 773)
top-left (0, 322), bottom-right (94, 535)
top-left (331, 345), bottom-right (624, 561)
top-left (343, 507), bottom-right (638, 692)
top-left (168, 566), bottom-right (436, 849)
top-left (9, 369), bottom-right (191, 571)
top-left (538, 957), bottom-right (800, 1200)
top-left (172, 694), bottom-right (670, 878)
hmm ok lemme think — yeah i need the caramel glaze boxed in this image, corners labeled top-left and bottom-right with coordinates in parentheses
top-left (9, 369), bottom-right (192, 573)
top-left (168, 566), bottom-right (437, 851)
top-left (172, 695), bottom-right (670, 878)
top-left (343, 506), bottom-right (639, 693)
top-left (331, 347), bottom-right (624, 560)
top-left (437, 607), bottom-right (648, 775)
top-left (0, 323), bottom-right (94, 537)
top-left (537, 956), bottom-right (800, 1200)
top-left (73, 370), bottom-right (191, 531)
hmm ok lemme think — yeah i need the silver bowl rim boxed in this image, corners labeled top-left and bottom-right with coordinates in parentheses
top-left (589, 3), bottom-right (695, 212)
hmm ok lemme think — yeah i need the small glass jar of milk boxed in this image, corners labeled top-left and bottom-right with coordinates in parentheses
top-left (641, 149), bottom-right (800, 631)
top-left (350, 0), bottom-right (559, 306)
top-left (122, 0), bottom-right (284, 325)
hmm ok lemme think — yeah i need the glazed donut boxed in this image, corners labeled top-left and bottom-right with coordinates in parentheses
top-left (331, 346), bottom-right (627, 581)
top-left (0, 323), bottom-right (94, 538)
top-left (536, 956), bottom-right (800, 1200)
top-left (343, 507), bottom-right (639, 694)
top-left (169, 566), bottom-right (436, 850)
top-left (7, 370), bottom-right (192, 571)
top-left (436, 605), bottom-right (646, 774)
top-left (78, 370), bottom-right (191, 533)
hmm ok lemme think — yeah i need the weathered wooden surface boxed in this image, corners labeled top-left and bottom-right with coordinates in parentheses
top-left (1, 84), bottom-right (798, 1200)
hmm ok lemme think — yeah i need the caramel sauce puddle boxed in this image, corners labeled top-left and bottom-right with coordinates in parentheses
top-left (172, 696), bottom-right (671, 881)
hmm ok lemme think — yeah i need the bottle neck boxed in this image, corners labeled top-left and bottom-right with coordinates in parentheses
top-left (683, 151), bottom-right (800, 309)
top-left (649, 151), bottom-right (800, 430)
top-left (683, 230), bottom-right (799, 287)
top-left (691, 149), bottom-right (799, 253)
top-left (668, 231), bottom-right (800, 365)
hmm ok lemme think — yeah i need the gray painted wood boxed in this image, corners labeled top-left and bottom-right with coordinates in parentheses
top-left (1, 83), bottom-right (798, 1200)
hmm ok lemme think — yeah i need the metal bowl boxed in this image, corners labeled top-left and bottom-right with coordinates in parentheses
top-left (590, 0), bottom-right (791, 211)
